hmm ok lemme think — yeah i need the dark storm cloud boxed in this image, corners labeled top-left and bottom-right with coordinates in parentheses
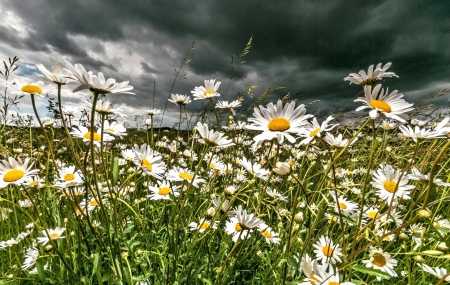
top-left (1, 0), bottom-right (449, 119)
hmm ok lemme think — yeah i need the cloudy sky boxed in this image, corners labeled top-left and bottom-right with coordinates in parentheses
top-left (0, 0), bottom-right (449, 127)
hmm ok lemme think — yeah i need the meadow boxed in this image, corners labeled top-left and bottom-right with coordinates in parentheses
top-left (0, 55), bottom-right (449, 284)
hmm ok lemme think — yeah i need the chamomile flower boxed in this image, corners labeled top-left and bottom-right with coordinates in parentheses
top-left (407, 166), bottom-right (450, 186)
top-left (147, 180), bottom-right (180, 200)
top-left (191, 79), bottom-right (221, 100)
top-left (362, 247), bottom-right (398, 278)
top-left (144, 108), bottom-right (162, 116)
top-left (196, 122), bottom-right (234, 148)
top-left (188, 218), bottom-right (218, 233)
top-left (246, 100), bottom-right (313, 144)
top-left (313, 265), bottom-right (356, 285)
top-left (298, 116), bottom-right (337, 145)
top-left (398, 125), bottom-right (442, 142)
top-left (266, 188), bottom-right (288, 202)
top-left (355, 84), bottom-right (414, 123)
top-left (64, 61), bottom-right (134, 95)
top-left (11, 79), bottom-right (54, 97)
top-left (35, 62), bottom-right (74, 84)
top-left (332, 195), bottom-right (358, 216)
top-left (420, 264), bottom-right (450, 282)
top-left (37, 227), bottom-right (66, 245)
top-left (168, 94), bottom-right (191, 105)
top-left (380, 119), bottom-right (397, 130)
top-left (61, 106), bottom-right (79, 117)
top-left (132, 144), bottom-right (166, 180)
top-left (166, 167), bottom-right (205, 187)
top-left (0, 157), bottom-right (39, 188)
top-left (238, 157), bottom-right (269, 180)
top-left (70, 126), bottom-right (115, 147)
top-left (22, 247), bottom-right (39, 270)
top-left (216, 100), bottom-right (241, 115)
top-left (82, 99), bottom-right (127, 118)
top-left (313, 236), bottom-right (343, 264)
top-left (257, 224), bottom-right (281, 244)
top-left (103, 121), bottom-right (127, 138)
top-left (344, 62), bottom-right (398, 87)
top-left (324, 133), bottom-right (353, 148)
top-left (371, 164), bottom-right (415, 203)
top-left (225, 206), bottom-right (263, 242)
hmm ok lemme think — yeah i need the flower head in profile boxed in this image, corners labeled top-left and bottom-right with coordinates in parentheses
top-left (344, 62), bottom-right (398, 87)
top-left (22, 247), bottom-right (39, 270)
top-left (36, 62), bottom-right (74, 84)
top-left (70, 126), bottom-right (115, 147)
top-left (82, 99), bottom-right (127, 118)
top-left (11, 79), bottom-right (54, 98)
top-left (398, 125), bottom-right (442, 142)
top-left (420, 264), bottom-right (450, 282)
top-left (188, 218), bottom-right (218, 233)
top-left (196, 122), bottom-right (234, 148)
top-left (0, 157), bottom-right (39, 188)
top-left (166, 167), bottom-right (205, 187)
top-left (168, 94), bottom-right (192, 105)
top-left (216, 100), bottom-right (241, 115)
top-left (355, 84), bottom-right (414, 122)
top-left (191, 79), bottom-right (221, 100)
top-left (64, 61), bottom-right (134, 95)
top-left (103, 121), bottom-right (127, 138)
top-left (246, 100), bottom-right (313, 144)
top-left (61, 106), bottom-right (78, 117)
top-left (147, 180), bottom-right (180, 200)
top-left (144, 108), bottom-right (162, 116)
top-left (37, 227), bottom-right (66, 245)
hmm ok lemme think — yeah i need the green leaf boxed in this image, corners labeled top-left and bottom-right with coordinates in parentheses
top-left (352, 265), bottom-right (390, 279)
top-left (111, 156), bottom-right (119, 185)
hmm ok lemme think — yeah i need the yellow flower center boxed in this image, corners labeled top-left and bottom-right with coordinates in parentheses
top-left (329, 282), bottom-right (340, 285)
top-left (309, 128), bottom-right (321, 137)
top-left (199, 222), bottom-right (210, 229)
top-left (309, 275), bottom-right (320, 283)
top-left (322, 245), bottom-right (333, 257)
top-left (90, 200), bottom-right (99, 207)
top-left (29, 180), bottom-right (39, 186)
top-left (383, 125), bottom-right (391, 130)
top-left (179, 172), bottom-right (193, 180)
top-left (204, 138), bottom-right (219, 146)
top-left (3, 169), bottom-right (25, 182)
top-left (83, 132), bottom-right (101, 141)
top-left (370, 100), bottom-right (392, 112)
top-left (21, 85), bottom-right (43, 94)
top-left (209, 163), bottom-right (216, 169)
top-left (383, 180), bottom-right (397, 193)
top-left (107, 128), bottom-right (115, 133)
top-left (64, 173), bottom-right (75, 181)
top-left (235, 223), bottom-right (243, 232)
top-left (49, 233), bottom-right (60, 239)
top-left (268, 118), bottom-right (290, 132)
top-left (338, 202), bottom-right (347, 210)
top-left (141, 159), bottom-right (153, 171)
top-left (262, 230), bottom-right (272, 238)
top-left (372, 253), bottom-right (387, 267)
top-left (158, 187), bottom-right (171, 195)
top-left (367, 211), bottom-right (379, 219)
top-left (204, 89), bottom-right (215, 96)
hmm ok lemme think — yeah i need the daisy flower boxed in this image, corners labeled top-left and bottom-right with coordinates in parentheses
top-left (11, 79), bottom-right (54, 97)
top-left (420, 264), bottom-right (450, 282)
top-left (298, 116), bottom-right (337, 145)
top-left (257, 224), bottom-right (281, 244)
top-left (103, 121), bottom-right (127, 138)
top-left (147, 180), bottom-right (180, 200)
top-left (433, 117), bottom-right (450, 137)
top-left (313, 265), bottom-right (356, 285)
top-left (188, 218), bottom-right (218, 233)
top-left (216, 100), bottom-right (241, 115)
top-left (0, 157), bottom-right (39, 188)
top-left (407, 166), bottom-right (450, 186)
top-left (61, 106), bottom-right (79, 117)
top-left (64, 61), bottom-right (134, 95)
top-left (324, 133), bottom-right (353, 148)
top-left (166, 167), bottom-right (205, 188)
top-left (70, 126), bottom-right (115, 147)
top-left (344, 62), bottom-right (398, 87)
top-left (272, 161), bottom-right (291, 175)
top-left (238, 157), bottom-right (269, 180)
top-left (37, 227), bottom-right (66, 245)
top-left (121, 149), bottom-right (136, 161)
top-left (144, 108), bottom-right (162, 116)
top-left (380, 119), bottom-right (397, 130)
top-left (168, 94), bottom-right (192, 105)
top-left (35, 62), bottom-right (74, 84)
top-left (313, 236), bottom-right (343, 264)
top-left (246, 100), bottom-right (313, 144)
top-left (82, 99), bottom-right (127, 118)
top-left (299, 256), bottom-right (328, 285)
top-left (362, 247), bottom-right (398, 278)
top-left (354, 84), bottom-right (414, 123)
top-left (332, 195), bottom-right (358, 216)
top-left (132, 144), bottom-right (166, 180)
top-left (225, 206), bottom-right (263, 242)
top-left (266, 188), bottom-right (288, 202)
top-left (196, 122), bottom-right (234, 148)
top-left (22, 247), bottom-right (39, 270)
top-left (371, 164), bottom-right (415, 203)
top-left (211, 196), bottom-right (231, 214)
top-left (191, 79), bottom-right (221, 100)
top-left (398, 125), bottom-right (442, 142)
